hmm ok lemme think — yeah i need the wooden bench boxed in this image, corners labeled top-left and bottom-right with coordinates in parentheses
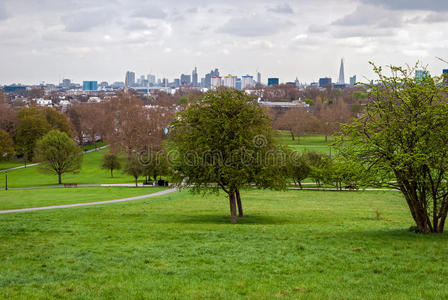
top-left (64, 183), bottom-right (78, 188)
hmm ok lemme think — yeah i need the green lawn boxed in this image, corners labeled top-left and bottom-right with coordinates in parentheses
top-left (0, 158), bottom-right (25, 171)
top-left (1, 189), bottom-right (447, 299)
top-left (276, 131), bottom-right (334, 154)
top-left (0, 186), bottom-right (167, 210)
top-left (0, 148), bottom-right (153, 188)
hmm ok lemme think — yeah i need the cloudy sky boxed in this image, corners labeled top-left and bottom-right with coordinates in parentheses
top-left (0, 0), bottom-right (447, 85)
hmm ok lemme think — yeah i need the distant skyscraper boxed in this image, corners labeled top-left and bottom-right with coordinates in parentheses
top-left (211, 76), bottom-right (222, 89)
top-left (338, 58), bottom-right (345, 84)
top-left (147, 74), bottom-right (156, 86)
top-left (204, 68), bottom-right (219, 89)
top-left (223, 75), bottom-right (236, 89)
top-left (192, 67), bottom-right (198, 86)
top-left (180, 74), bottom-right (191, 85)
top-left (62, 78), bottom-right (71, 89)
top-left (242, 75), bottom-right (255, 89)
top-left (257, 72), bottom-right (261, 84)
top-left (125, 71), bottom-right (135, 88)
top-left (267, 78), bottom-right (279, 86)
top-left (83, 81), bottom-right (98, 91)
top-left (236, 78), bottom-right (242, 90)
top-left (349, 75), bottom-right (356, 86)
top-left (319, 77), bottom-right (332, 88)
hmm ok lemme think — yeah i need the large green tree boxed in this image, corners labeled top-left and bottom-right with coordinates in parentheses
top-left (338, 63), bottom-right (448, 233)
top-left (101, 153), bottom-right (122, 177)
top-left (34, 130), bottom-right (82, 184)
top-left (168, 89), bottom-right (287, 223)
top-left (0, 129), bottom-right (15, 161)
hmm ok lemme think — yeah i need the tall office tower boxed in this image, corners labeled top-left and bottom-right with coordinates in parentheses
top-left (267, 78), bottom-right (279, 86)
top-left (210, 76), bottom-right (222, 89)
top-left (338, 58), bottom-right (345, 84)
top-left (223, 75), bottom-right (237, 89)
top-left (349, 75), bottom-right (356, 86)
top-left (125, 71), bottom-right (135, 88)
top-left (147, 74), bottom-right (156, 86)
top-left (180, 74), bottom-right (191, 85)
top-left (204, 68), bottom-right (219, 89)
top-left (257, 72), bottom-right (261, 84)
top-left (192, 67), bottom-right (198, 86)
top-left (241, 75), bottom-right (255, 89)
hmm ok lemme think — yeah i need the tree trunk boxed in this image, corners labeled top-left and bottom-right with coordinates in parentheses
top-left (236, 189), bottom-right (243, 217)
top-left (297, 136), bottom-right (300, 145)
top-left (111, 169), bottom-right (114, 178)
top-left (325, 135), bottom-right (328, 142)
top-left (58, 173), bottom-right (62, 184)
top-left (229, 188), bottom-right (237, 224)
top-left (135, 177), bottom-right (138, 187)
top-left (298, 181), bottom-right (303, 189)
top-left (290, 130), bottom-right (295, 141)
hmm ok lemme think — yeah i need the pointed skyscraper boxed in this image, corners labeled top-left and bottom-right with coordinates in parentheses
top-left (338, 58), bottom-right (345, 84)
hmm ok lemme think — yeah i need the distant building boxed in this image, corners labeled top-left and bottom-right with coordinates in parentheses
top-left (443, 69), bottom-right (448, 86)
top-left (62, 79), bottom-right (71, 89)
top-left (125, 71), bottom-right (135, 88)
top-left (338, 58), bottom-right (345, 84)
top-left (267, 78), bottom-right (279, 86)
top-left (174, 78), bottom-right (180, 87)
top-left (242, 75), bottom-right (255, 89)
top-left (180, 74), bottom-right (191, 85)
top-left (147, 74), bottom-right (156, 86)
top-left (211, 76), bottom-right (222, 89)
top-left (223, 75), bottom-right (237, 89)
top-left (112, 81), bottom-right (125, 89)
top-left (83, 81), bottom-right (98, 91)
top-left (192, 67), bottom-right (198, 87)
top-left (236, 78), bottom-right (242, 90)
top-left (257, 72), bottom-right (261, 84)
top-left (319, 77), bottom-right (332, 88)
top-left (349, 75), bottom-right (357, 86)
top-left (204, 68), bottom-right (219, 89)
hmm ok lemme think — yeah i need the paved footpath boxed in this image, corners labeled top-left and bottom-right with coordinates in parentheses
top-left (0, 188), bottom-right (177, 214)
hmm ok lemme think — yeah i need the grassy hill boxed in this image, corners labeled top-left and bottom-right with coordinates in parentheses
top-left (1, 189), bottom-right (447, 299)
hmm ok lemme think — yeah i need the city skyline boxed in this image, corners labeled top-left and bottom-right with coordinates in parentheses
top-left (1, 0), bottom-right (448, 85)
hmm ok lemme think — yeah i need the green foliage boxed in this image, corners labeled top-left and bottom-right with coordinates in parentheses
top-left (101, 153), bottom-right (122, 177)
top-left (303, 98), bottom-right (314, 106)
top-left (43, 107), bottom-right (72, 136)
top-left (124, 155), bottom-right (145, 187)
top-left (322, 157), bottom-right (364, 190)
top-left (338, 62), bottom-right (448, 233)
top-left (0, 129), bottom-right (15, 161)
top-left (303, 151), bottom-right (329, 186)
top-left (286, 151), bottom-right (310, 188)
top-left (34, 130), bottom-right (82, 184)
top-left (15, 107), bottom-right (51, 161)
top-left (168, 89), bottom-right (287, 222)
top-left (142, 150), bottom-right (169, 181)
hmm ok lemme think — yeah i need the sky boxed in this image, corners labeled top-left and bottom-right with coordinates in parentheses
top-left (0, 0), bottom-right (448, 85)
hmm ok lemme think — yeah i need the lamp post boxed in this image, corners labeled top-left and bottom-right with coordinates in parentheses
top-left (4, 170), bottom-right (7, 191)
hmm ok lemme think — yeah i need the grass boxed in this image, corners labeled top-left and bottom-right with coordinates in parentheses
top-left (1, 189), bottom-right (447, 299)
top-left (0, 158), bottom-right (25, 171)
top-left (0, 148), bottom-right (153, 188)
top-left (0, 186), bottom-right (167, 210)
top-left (276, 131), bottom-right (334, 154)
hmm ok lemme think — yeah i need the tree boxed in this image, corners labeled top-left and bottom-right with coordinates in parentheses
top-left (43, 107), bottom-right (72, 136)
top-left (101, 153), bottom-right (121, 177)
top-left (168, 88), bottom-right (287, 223)
top-left (34, 130), bottom-right (83, 184)
top-left (303, 151), bottom-right (328, 187)
top-left (287, 151), bottom-right (310, 189)
top-left (338, 63), bottom-right (448, 233)
top-left (0, 129), bottom-right (15, 161)
top-left (15, 107), bottom-right (51, 162)
top-left (124, 155), bottom-right (145, 187)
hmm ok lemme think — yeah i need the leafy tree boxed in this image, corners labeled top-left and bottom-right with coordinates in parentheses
top-left (338, 63), bottom-right (448, 233)
top-left (101, 153), bottom-right (121, 177)
top-left (43, 107), bottom-right (72, 136)
top-left (287, 151), bottom-right (310, 189)
top-left (124, 155), bottom-right (145, 187)
top-left (0, 129), bottom-right (15, 161)
top-left (142, 150), bottom-right (169, 183)
top-left (322, 157), bottom-right (364, 190)
top-left (34, 130), bottom-right (83, 184)
top-left (303, 151), bottom-right (328, 187)
top-left (15, 107), bottom-right (51, 162)
top-left (168, 88), bottom-right (287, 223)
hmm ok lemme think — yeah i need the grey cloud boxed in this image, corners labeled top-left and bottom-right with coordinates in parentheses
top-left (133, 6), bottom-right (166, 19)
top-left (422, 12), bottom-right (448, 23)
top-left (332, 5), bottom-right (402, 28)
top-left (307, 24), bottom-right (327, 33)
top-left (217, 15), bottom-right (291, 37)
top-left (62, 10), bottom-right (113, 32)
top-left (268, 3), bottom-right (294, 14)
top-left (0, 2), bottom-right (8, 20)
top-left (361, 0), bottom-right (448, 11)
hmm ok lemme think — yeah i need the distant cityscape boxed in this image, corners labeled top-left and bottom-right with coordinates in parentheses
top-left (2, 58), bottom-right (448, 96)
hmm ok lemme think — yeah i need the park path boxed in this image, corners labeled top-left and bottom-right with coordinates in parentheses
top-left (0, 188), bottom-right (177, 214)
top-left (0, 145), bottom-right (109, 172)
